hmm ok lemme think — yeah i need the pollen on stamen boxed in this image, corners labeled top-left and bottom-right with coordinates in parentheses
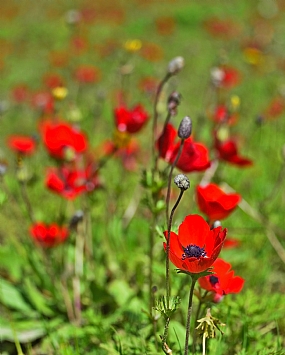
top-left (182, 244), bottom-right (207, 260)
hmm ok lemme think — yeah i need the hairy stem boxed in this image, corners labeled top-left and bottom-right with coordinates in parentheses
top-left (184, 276), bottom-right (198, 355)
top-left (166, 139), bottom-right (185, 222)
top-left (166, 189), bottom-right (184, 308)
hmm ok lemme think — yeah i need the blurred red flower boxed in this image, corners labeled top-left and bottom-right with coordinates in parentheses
top-left (138, 76), bottom-right (158, 96)
top-left (114, 104), bottom-right (149, 134)
top-left (74, 65), bottom-right (101, 83)
top-left (8, 135), bottom-right (36, 155)
top-left (264, 97), bottom-right (285, 119)
top-left (198, 258), bottom-right (245, 302)
top-left (140, 42), bottom-right (164, 62)
top-left (214, 134), bottom-right (253, 167)
top-left (155, 16), bottom-right (176, 35)
top-left (157, 123), bottom-right (210, 173)
top-left (30, 222), bottom-right (69, 247)
top-left (164, 214), bottom-right (227, 274)
top-left (203, 17), bottom-right (240, 39)
top-left (11, 84), bottom-right (30, 103)
top-left (220, 66), bottom-right (241, 88)
top-left (212, 66), bottom-right (241, 89)
top-left (103, 136), bottom-right (140, 171)
top-left (196, 183), bottom-right (241, 222)
top-left (46, 165), bottom-right (100, 199)
top-left (43, 73), bottom-right (64, 89)
top-left (49, 50), bottom-right (70, 68)
top-left (223, 237), bottom-right (240, 248)
top-left (42, 122), bottom-right (87, 159)
top-left (211, 105), bottom-right (237, 125)
top-left (70, 36), bottom-right (89, 54)
top-left (30, 91), bottom-right (54, 115)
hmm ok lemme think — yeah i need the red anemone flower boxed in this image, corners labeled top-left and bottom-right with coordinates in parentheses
top-left (214, 134), bottom-right (253, 167)
top-left (203, 17), bottom-right (240, 39)
top-left (30, 222), bottom-right (69, 247)
top-left (264, 97), bottom-right (285, 119)
top-left (43, 73), bottom-right (64, 89)
top-left (8, 135), bottom-right (36, 155)
top-left (157, 123), bottom-right (210, 173)
top-left (42, 122), bottom-right (87, 159)
top-left (197, 183), bottom-right (241, 222)
top-left (103, 137), bottom-right (140, 171)
top-left (11, 84), bottom-right (30, 103)
top-left (211, 105), bottom-right (237, 125)
top-left (223, 237), bottom-right (241, 249)
top-left (212, 66), bottom-right (241, 89)
top-left (164, 214), bottom-right (227, 274)
top-left (30, 90), bottom-right (54, 115)
top-left (198, 258), bottom-right (245, 302)
top-left (46, 165), bottom-right (100, 199)
top-left (114, 104), bottom-right (149, 134)
top-left (74, 65), bottom-right (101, 83)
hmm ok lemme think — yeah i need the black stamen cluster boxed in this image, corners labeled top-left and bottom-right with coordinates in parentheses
top-left (182, 244), bottom-right (206, 260)
top-left (209, 275), bottom-right (219, 286)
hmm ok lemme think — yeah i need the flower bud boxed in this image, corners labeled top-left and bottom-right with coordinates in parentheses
top-left (174, 174), bottom-right (190, 191)
top-left (211, 220), bottom-right (222, 230)
top-left (69, 210), bottom-right (84, 229)
top-left (211, 67), bottom-right (225, 87)
top-left (178, 116), bottom-right (192, 139)
top-left (168, 91), bottom-right (181, 116)
top-left (168, 56), bottom-right (184, 75)
top-left (65, 9), bottom-right (81, 26)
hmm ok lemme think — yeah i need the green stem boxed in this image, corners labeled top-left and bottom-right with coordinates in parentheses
top-left (184, 276), bottom-right (198, 355)
top-left (149, 213), bottom-right (157, 314)
top-left (152, 72), bottom-right (172, 175)
top-left (166, 189), bottom-right (184, 308)
top-left (192, 291), bottom-right (208, 354)
top-left (166, 139), bottom-right (185, 222)
top-left (73, 220), bottom-right (85, 325)
top-left (162, 317), bottom-right (172, 354)
top-left (19, 181), bottom-right (34, 223)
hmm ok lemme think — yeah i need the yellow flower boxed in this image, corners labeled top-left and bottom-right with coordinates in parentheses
top-left (52, 86), bottom-right (68, 100)
top-left (113, 130), bottom-right (131, 148)
top-left (124, 39), bottom-right (142, 52)
top-left (230, 95), bottom-right (240, 111)
top-left (243, 47), bottom-right (264, 66)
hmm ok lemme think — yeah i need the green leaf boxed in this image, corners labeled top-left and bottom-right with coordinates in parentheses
top-left (0, 326), bottom-right (45, 343)
top-left (0, 277), bottom-right (33, 314)
top-left (0, 246), bottom-right (22, 281)
top-left (24, 279), bottom-right (54, 316)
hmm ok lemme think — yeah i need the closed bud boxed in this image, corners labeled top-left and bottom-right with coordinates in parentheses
top-left (211, 67), bottom-right (225, 87)
top-left (178, 116), bottom-right (192, 139)
top-left (174, 174), bottom-right (190, 191)
top-left (168, 56), bottom-right (184, 75)
top-left (65, 9), bottom-right (81, 25)
top-left (69, 210), bottom-right (84, 229)
top-left (211, 220), bottom-right (222, 230)
top-left (168, 91), bottom-right (181, 116)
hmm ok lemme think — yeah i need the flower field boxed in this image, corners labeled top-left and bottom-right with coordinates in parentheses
top-left (1, 1), bottom-right (285, 354)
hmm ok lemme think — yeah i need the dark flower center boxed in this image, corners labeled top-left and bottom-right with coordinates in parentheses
top-left (182, 244), bottom-right (207, 260)
top-left (209, 275), bottom-right (219, 286)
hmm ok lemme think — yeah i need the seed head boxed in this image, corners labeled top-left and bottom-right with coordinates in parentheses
top-left (178, 116), bottom-right (192, 139)
top-left (174, 174), bottom-right (190, 191)
top-left (168, 56), bottom-right (184, 75)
